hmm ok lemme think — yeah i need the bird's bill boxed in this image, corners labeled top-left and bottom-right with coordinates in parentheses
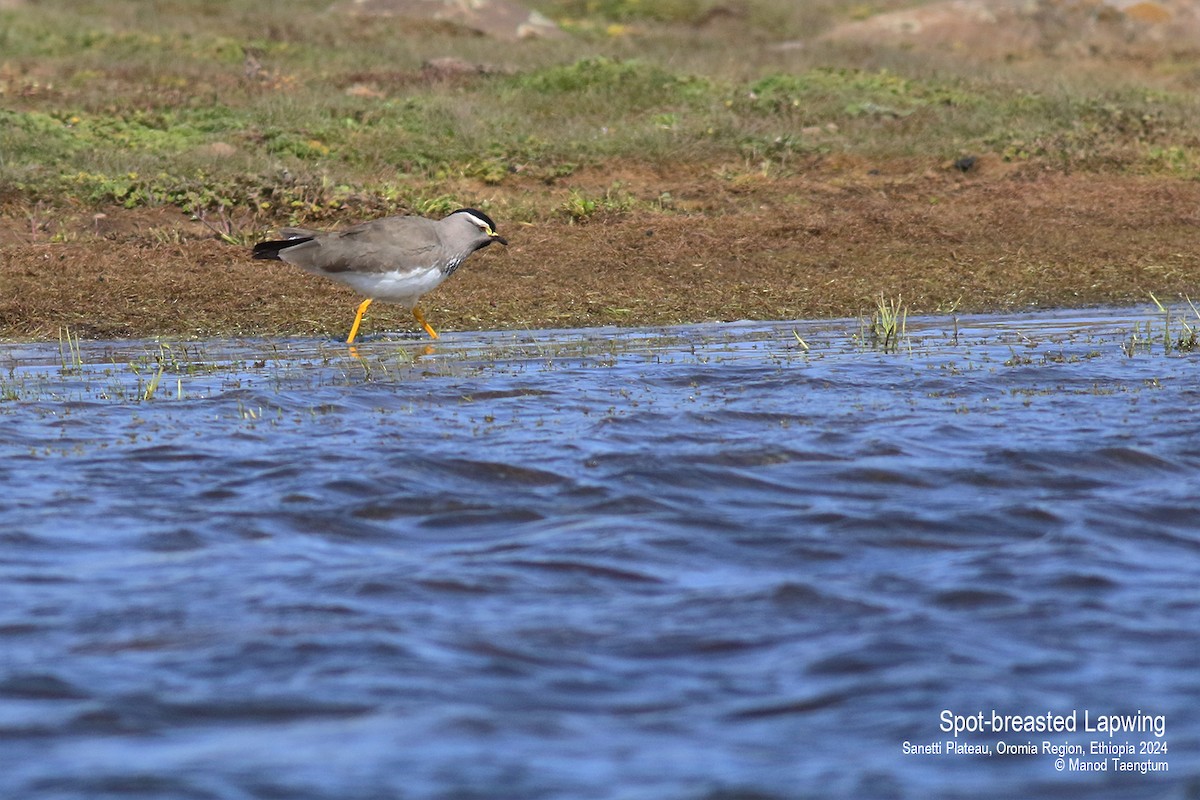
top-left (490, 233), bottom-right (509, 246)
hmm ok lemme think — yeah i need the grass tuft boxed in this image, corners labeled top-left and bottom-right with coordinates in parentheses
top-left (58, 327), bottom-right (84, 374)
top-left (866, 293), bottom-right (908, 353)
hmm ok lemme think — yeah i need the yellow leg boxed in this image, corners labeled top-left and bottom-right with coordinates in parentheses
top-left (346, 298), bottom-right (373, 344)
top-left (412, 305), bottom-right (439, 339)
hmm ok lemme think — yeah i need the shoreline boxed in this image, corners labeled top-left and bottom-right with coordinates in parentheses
top-left (3, 169), bottom-right (1198, 342)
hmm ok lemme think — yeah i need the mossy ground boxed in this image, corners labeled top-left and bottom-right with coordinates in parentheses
top-left (3, 0), bottom-right (1199, 341)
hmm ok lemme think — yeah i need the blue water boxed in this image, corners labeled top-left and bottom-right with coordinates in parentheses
top-left (1, 308), bottom-right (1198, 799)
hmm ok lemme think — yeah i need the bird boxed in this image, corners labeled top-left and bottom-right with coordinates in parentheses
top-left (251, 208), bottom-right (507, 343)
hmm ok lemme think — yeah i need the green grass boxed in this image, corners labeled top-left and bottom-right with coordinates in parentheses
top-left (4, 0), bottom-right (1200, 225)
top-left (1147, 293), bottom-right (1200, 354)
top-left (57, 326), bottom-right (84, 374)
top-left (863, 293), bottom-right (908, 354)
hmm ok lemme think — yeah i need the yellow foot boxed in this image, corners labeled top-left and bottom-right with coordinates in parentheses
top-left (413, 306), bottom-right (439, 339)
top-left (346, 298), bottom-right (374, 344)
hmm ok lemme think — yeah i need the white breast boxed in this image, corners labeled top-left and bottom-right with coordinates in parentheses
top-left (334, 265), bottom-right (451, 307)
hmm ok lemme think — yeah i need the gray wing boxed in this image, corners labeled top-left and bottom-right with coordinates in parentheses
top-left (279, 226), bottom-right (320, 238)
top-left (279, 216), bottom-right (442, 276)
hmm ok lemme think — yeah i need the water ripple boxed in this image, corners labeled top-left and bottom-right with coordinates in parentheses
top-left (1, 310), bottom-right (1198, 798)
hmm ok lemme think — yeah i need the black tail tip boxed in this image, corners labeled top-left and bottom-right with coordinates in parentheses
top-left (252, 238), bottom-right (311, 260)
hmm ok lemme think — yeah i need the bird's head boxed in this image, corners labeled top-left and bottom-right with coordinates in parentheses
top-left (451, 208), bottom-right (508, 247)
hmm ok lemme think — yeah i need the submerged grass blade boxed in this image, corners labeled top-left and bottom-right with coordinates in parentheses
top-left (1175, 295), bottom-right (1200, 352)
top-left (1147, 292), bottom-right (1200, 353)
top-left (58, 326), bottom-right (83, 374)
top-left (868, 294), bottom-right (908, 354)
top-left (142, 365), bottom-right (165, 401)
